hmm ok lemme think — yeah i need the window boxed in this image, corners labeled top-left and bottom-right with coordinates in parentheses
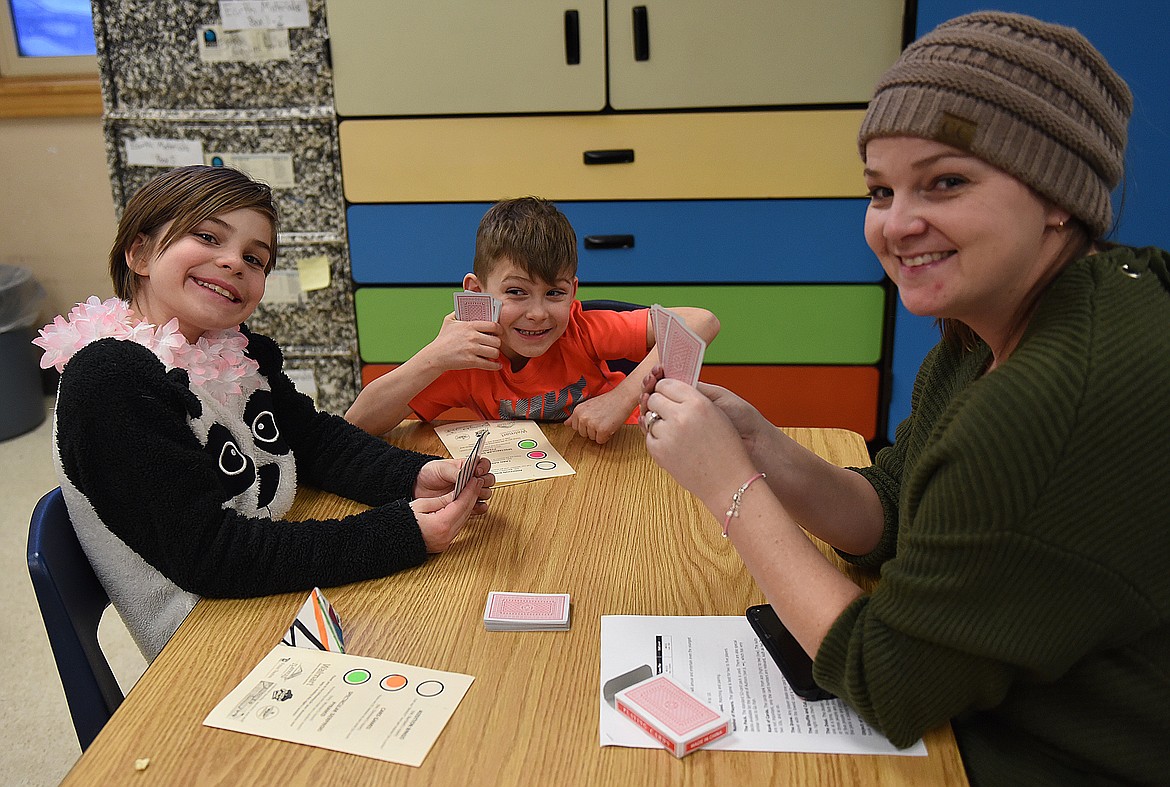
top-left (0, 0), bottom-right (97, 76)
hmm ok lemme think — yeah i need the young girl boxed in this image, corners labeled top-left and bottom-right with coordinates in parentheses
top-left (35, 165), bottom-right (493, 662)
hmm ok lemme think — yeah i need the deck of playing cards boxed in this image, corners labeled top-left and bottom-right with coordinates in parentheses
top-left (651, 304), bottom-right (706, 386)
top-left (612, 672), bottom-right (730, 758)
top-left (483, 591), bottom-right (571, 631)
top-left (454, 290), bottom-right (501, 321)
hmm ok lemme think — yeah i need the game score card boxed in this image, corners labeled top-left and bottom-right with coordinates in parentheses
top-left (435, 420), bottom-right (575, 486)
top-left (204, 645), bottom-right (473, 767)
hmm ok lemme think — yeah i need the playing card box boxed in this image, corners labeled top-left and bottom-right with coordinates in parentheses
top-left (613, 673), bottom-right (730, 757)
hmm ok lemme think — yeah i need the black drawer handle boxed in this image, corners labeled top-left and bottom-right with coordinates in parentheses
top-left (633, 6), bottom-right (649, 61)
top-left (564, 10), bottom-right (580, 65)
top-left (584, 234), bottom-right (635, 250)
top-left (583, 149), bottom-right (635, 165)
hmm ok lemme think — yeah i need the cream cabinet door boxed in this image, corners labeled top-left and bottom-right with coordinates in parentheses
top-left (326, 0), bottom-right (607, 116)
top-left (606, 0), bottom-right (904, 109)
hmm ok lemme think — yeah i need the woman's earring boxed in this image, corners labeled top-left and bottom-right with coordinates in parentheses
top-left (1056, 219), bottom-right (1067, 231)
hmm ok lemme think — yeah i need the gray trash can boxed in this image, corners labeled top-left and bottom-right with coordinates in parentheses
top-left (0, 265), bottom-right (48, 441)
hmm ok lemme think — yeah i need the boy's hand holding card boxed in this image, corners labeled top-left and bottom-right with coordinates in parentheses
top-left (454, 290), bottom-right (501, 322)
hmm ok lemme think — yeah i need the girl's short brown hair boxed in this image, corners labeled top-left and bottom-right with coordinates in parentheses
top-left (109, 165), bottom-right (279, 300)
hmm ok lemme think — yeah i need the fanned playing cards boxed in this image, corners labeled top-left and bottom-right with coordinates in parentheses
top-left (651, 304), bottom-right (706, 386)
top-left (452, 427), bottom-right (488, 498)
top-left (483, 591), bottom-right (571, 631)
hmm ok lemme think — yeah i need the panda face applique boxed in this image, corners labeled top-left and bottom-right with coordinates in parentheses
top-left (191, 386), bottom-right (298, 518)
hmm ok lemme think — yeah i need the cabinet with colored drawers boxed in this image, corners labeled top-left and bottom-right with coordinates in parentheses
top-left (326, 0), bottom-right (906, 441)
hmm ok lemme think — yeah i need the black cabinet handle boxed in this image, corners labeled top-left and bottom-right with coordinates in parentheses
top-left (584, 234), bottom-right (636, 250)
top-left (633, 6), bottom-right (649, 61)
top-left (564, 10), bottom-right (580, 65)
top-left (583, 149), bottom-right (635, 165)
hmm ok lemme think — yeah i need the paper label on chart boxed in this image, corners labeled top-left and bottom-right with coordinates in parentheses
top-left (205, 151), bottom-right (295, 188)
top-left (197, 25), bottom-right (291, 63)
top-left (125, 137), bottom-right (204, 168)
top-left (219, 0), bottom-right (309, 30)
top-left (284, 368), bottom-right (318, 406)
top-left (434, 420), bottom-right (575, 486)
top-left (600, 615), bottom-right (927, 756)
top-left (204, 644), bottom-right (473, 767)
top-left (260, 269), bottom-right (303, 305)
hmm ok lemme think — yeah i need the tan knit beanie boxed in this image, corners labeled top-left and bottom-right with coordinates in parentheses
top-left (858, 11), bottom-right (1132, 238)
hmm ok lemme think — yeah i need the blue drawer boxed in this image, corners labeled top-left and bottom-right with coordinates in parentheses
top-left (348, 200), bottom-right (882, 285)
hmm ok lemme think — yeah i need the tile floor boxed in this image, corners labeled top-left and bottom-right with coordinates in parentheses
top-left (2, 396), bottom-right (147, 785)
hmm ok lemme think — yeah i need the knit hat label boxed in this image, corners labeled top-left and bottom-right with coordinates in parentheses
top-left (936, 112), bottom-right (977, 151)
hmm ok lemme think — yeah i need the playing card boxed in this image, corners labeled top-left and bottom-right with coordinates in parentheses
top-left (661, 313), bottom-right (706, 387)
top-left (453, 290), bottom-right (500, 322)
top-left (650, 304), bottom-right (667, 353)
top-left (483, 591), bottom-right (571, 630)
top-left (452, 428), bottom-right (488, 498)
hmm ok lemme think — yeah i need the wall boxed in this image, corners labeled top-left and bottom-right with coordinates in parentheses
top-left (0, 116), bottom-right (115, 323)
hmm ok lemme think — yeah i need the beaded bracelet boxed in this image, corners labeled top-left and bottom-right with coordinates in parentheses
top-left (723, 472), bottom-right (766, 537)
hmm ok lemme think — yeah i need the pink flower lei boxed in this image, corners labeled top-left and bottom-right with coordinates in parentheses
top-left (33, 296), bottom-right (260, 405)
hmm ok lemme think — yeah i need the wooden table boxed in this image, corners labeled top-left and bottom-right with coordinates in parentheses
top-left (64, 424), bottom-right (968, 785)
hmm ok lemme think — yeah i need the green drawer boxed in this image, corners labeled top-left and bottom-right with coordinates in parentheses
top-left (355, 285), bottom-right (884, 365)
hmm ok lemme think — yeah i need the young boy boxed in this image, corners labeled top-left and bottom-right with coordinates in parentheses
top-left (345, 197), bottom-right (720, 444)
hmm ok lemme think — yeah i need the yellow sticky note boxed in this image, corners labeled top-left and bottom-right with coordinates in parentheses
top-left (297, 255), bottom-right (331, 292)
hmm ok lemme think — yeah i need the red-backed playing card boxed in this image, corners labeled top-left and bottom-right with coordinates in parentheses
top-left (661, 313), bottom-right (706, 386)
top-left (453, 291), bottom-right (500, 322)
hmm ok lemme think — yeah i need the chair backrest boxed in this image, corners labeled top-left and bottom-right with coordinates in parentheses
top-left (27, 487), bottom-right (124, 750)
top-left (581, 299), bottom-right (647, 376)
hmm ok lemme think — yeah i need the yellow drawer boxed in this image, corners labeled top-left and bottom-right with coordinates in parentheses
top-left (340, 110), bottom-right (866, 203)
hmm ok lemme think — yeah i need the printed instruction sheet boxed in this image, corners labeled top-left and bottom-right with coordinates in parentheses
top-left (435, 420), bottom-right (575, 486)
top-left (205, 644), bottom-right (473, 766)
top-left (600, 615), bottom-right (927, 757)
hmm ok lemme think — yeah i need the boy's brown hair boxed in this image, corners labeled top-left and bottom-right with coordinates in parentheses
top-left (472, 197), bottom-right (577, 284)
top-left (109, 165), bottom-right (279, 301)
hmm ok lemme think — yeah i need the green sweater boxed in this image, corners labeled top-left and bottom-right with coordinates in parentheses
top-left (814, 246), bottom-right (1170, 786)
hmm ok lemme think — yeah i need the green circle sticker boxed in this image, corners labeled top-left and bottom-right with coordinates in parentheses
top-left (518, 439), bottom-right (538, 449)
top-left (344, 669), bottom-right (371, 685)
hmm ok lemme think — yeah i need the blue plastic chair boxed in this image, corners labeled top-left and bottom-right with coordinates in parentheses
top-left (27, 487), bottom-right (124, 750)
top-left (581, 299), bottom-right (646, 376)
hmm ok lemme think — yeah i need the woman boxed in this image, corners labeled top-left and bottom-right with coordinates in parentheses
top-left (640, 12), bottom-right (1168, 785)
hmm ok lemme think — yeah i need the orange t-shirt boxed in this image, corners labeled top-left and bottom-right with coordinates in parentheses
top-left (410, 301), bottom-right (649, 423)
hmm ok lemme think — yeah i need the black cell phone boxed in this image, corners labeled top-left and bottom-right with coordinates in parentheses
top-left (746, 603), bottom-right (836, 701)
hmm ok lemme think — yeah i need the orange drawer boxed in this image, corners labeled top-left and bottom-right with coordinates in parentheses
top-left (366, 363), bottom-right (877, 440)
top-left (698, 366), bottom-right (879, 441)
